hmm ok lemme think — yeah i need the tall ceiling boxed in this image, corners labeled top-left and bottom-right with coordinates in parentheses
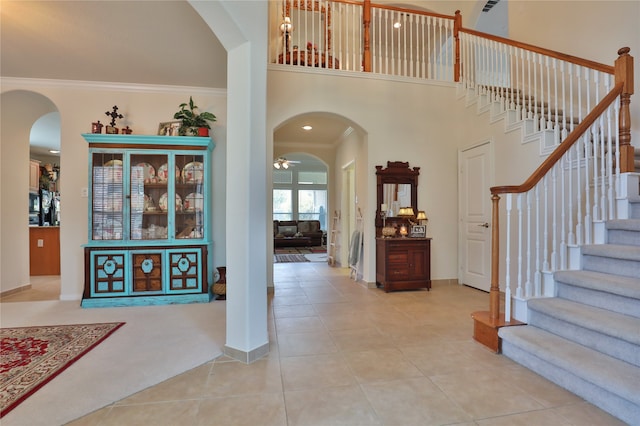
top-left (1, 0), bottom-right (490, 155)
top-left (0, 0), bottom-right (227, 87)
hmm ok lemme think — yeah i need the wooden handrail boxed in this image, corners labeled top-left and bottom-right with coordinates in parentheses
top-left (491, 82), bottom-right (624, 196)
top-left (369, 2), bottom-right (456, 20)
top-left (459, 28), bottom-right (615, 75)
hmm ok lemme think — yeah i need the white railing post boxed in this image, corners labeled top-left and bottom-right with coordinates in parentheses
top-left (505, 188), bottom-right (512, 322)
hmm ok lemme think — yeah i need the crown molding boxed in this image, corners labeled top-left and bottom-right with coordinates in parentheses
top-left (0, 77), bottom-right (227, 96)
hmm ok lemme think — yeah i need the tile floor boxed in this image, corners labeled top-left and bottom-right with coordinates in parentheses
top-left (2, 264), bottom-right (626, 425)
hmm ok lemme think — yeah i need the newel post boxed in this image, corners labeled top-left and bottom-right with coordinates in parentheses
top-left (490, 193), bottom-right (501, 320)
top-left (363, 0), bottom-right (371, 72)
top-left (454, 10), bottom-right (462, 82)
top-left (615, 47), bottom-right (634, 173)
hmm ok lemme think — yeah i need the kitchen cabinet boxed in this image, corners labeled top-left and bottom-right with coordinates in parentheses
top-left (29, 226), bottom-right (60, 276)
top-left (29, 159), bottom-right (41, 192)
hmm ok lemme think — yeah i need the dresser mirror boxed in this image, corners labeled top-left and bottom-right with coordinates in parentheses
top-left (375, 161), bottom-right (420, 236)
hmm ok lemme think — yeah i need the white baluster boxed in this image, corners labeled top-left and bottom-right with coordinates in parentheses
top-left (516, 194), bottom-right (524, 299)
top-left (520, 48), bottom-right (526, 120)
top-left (419, 15), bottom-right (425, 78)
top-left (527, 50), bottom-right (533, 120)
top-left (614, 95), bottom-right (621, 199)
top-left (584, 133), bottom-right (592, 244)
top-left (567, 127), bottom-right (576, 245)
top-left (553, 58), bottom-right (559, 143)
top-left (576, 140), bottom-right (584, 245)
top-left (599, 113), bottom-right (607, 221)
top-left (546, 55), bottom-right (552, 130)
top-left (575, 65), bottom-right (586, 244)
top-left (505, 194), bottom-right (513, 319)
top-left (560, 154), bottom-right (568, 270)
top-left (510, 45), bottom-right (517, 110)
top-left (561, 60), bottom-right (568, 140)
top-left (543, 174), bottom-right (550, 271)
top-left (534, 53), bottom-right (540, 132)
top-left (551, 163), bottom-right (558, 271)
top-left (401, 12), bottom-right (407, 76)
top-left (534, 184), bottom-right (542, 296)
top-left (525, 191), bottom-right (532, 298)
top-left (606, 102), bottom-right (615, 218)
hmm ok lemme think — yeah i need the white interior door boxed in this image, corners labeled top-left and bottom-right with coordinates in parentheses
top-left (340, 162), bottom-right (356, 267)
top-left (459, 141), bottom-right (493, 291)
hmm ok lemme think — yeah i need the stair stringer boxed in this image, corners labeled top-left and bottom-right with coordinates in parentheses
top-left (458, 83), bottom-right (564, 159)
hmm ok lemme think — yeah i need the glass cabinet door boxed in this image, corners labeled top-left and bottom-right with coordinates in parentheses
top-left (130, 153), bottom-right (169, 240)
top-left (175, 154), bottom-right (205, 240)
top-left (91, 153), bottom-right (124, 241)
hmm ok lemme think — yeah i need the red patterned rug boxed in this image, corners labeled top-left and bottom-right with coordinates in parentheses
top-left (0, 322), bottom-right (125, 417)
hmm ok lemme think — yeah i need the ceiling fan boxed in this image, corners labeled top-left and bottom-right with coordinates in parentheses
top-left (273, 157), bottom-right (300, 169)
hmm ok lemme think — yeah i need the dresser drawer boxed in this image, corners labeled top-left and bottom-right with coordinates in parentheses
top-left (387, 266), bottom-right (410, 279)
top-left (387, 251), bottom-right (409, 264)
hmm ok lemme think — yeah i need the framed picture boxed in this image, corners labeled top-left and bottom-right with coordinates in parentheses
top-left (158, 121), bottom-right (181, 136)
top-left (410, 225), bottom-right (426, 238)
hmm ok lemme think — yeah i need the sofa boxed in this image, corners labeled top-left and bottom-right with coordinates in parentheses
top-left (274, 220), bottom-right (323, 247)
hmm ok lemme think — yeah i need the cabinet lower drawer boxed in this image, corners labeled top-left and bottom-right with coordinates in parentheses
top-left (83, 245), bottom-right (209, 307)
top-left (387, 251), bottom-right (409, 264)
top-left (387, 266), bottom-right (410, 280)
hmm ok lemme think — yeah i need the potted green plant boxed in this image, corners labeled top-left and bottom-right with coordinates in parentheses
top-left (173, 96), bottom-right (217, 136)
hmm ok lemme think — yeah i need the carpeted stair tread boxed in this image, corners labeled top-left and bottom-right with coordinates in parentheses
top-left (528, 298), bottom-right (640, 346)
top-left (499, 326), bottom-right (640, 406)
top-left (582, 243), bottom-right (640, 261)
top-left (554, 270), bottom-right (640, 300)
top-left (606, 218), bottom-right (640, 231)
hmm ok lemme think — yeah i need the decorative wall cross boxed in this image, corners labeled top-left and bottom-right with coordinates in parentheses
top-left (105, 105), bottom-right (124, 127)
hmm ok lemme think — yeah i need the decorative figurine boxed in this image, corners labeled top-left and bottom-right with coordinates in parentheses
top-left (105, 105), bottom-right (124, 134)
top-left (121, 126), bottom-right (132, 135)
top-left (91, 120), bottom-right (103, 134)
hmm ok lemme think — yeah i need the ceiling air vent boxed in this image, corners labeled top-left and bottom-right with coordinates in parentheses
top-left (482, 0), bottom-right (500, 12)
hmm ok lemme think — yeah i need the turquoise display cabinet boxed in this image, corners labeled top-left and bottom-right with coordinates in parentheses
top-left (81, 133), bottom-right (214, 307)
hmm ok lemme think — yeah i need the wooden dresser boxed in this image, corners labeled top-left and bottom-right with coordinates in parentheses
top-left (376, 238), bottom-right (431, 292)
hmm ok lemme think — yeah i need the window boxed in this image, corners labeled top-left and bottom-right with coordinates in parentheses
top-left (273, 164), bottom-right (327, 229)
top-left (273, 189), bottom-right (292, 221)
top-left (298, 171), bottom-right (327, 185)
top-left (298, 190), bottom-right (327, 229)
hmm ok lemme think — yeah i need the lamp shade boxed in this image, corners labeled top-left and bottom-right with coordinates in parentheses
top-left (398, 207), bottom-right (414, 217)
top-left (416, 211), bottom-right (427, 221)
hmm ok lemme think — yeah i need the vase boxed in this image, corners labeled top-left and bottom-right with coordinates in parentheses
top-left (212, 266), bottom-right (227, 300)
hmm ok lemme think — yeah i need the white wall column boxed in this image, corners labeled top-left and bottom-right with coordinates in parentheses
top-left (189, 1), bottom-right (269, 362)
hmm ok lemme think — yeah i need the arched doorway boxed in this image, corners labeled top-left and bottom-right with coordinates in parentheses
top-left (0, 90), bottom-right (61, 299)
top-left (272, 112), bottom-right (367, 271)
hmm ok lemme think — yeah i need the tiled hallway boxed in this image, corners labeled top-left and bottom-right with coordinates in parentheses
top-left (4, 263), bottom-right (625, 425)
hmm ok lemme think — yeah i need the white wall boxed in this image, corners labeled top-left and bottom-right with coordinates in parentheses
top-left (334, 127), bottom-right (367, 268)
top-left (0, 80), bottom-right (227, 298)
top-left (268, 70), bottom-right (468, 283)
top-left (1, 90), bottom-right (58, 292)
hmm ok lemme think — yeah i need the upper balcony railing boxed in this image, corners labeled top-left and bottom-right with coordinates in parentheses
top-left (269, 1), bottom-right (633, 167)
top-left (269, 0), bottom-right (456, 81)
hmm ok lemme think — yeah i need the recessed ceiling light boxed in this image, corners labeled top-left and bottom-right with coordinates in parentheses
top-left (302, 125), bottom-right (312, 131)
top-left (49, 150), bottom-right (60, 154)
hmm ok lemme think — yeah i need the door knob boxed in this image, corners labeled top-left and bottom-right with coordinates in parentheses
top-left (478, 222), bottom-right (489, 228)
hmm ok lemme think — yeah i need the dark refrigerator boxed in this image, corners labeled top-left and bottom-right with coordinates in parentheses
top-left (38, 189), bottom-right (56, 226)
